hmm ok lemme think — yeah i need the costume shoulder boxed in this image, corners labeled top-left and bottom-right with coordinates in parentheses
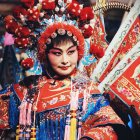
top-left (13, 83), bottom-right (27, 101)
top-left (13, 75), bottom-right (42, 101)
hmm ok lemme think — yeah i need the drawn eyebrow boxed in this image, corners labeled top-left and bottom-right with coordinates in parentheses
top-left (50, 47), bottom-right (62, 52)
top-left (51, 45), bottom-right (76, 52)
top-left (67, 45), bottom-right (77, 51)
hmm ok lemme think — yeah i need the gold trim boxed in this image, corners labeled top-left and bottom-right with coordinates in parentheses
top-left (93, 2), bottom-right (131, 12)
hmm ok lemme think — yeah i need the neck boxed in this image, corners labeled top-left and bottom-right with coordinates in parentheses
top-left (45, 68), bottom-right (77, 80)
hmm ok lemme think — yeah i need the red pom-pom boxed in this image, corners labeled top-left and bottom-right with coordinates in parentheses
top-left (96, 47), bottom-right (105, 58)
top-left (27, 8), bottom-right (40, 21)
top-left (13, 6), bottom-right (27, 19)
top-left (79, 7), bottom-right (94, 21)
top-left (14, 37), bottom-right (29, 49)
top-left (15, 27), bottom-right (31, 37)
top-left (81, 24), bottom-right (93, 38)
top-left (67, 1), bottom-right (81, 17)
top-left (42, 0), bottom-right (56, 10)
top-left (5, 20), bottom-right (20, 34)
top-left (4, 15), bottom-right (13, 24)
top-left (90, 44), bottom-right (105, 58)
top-left (90, 44), bottom-right (99, 54)
top-left (21, 0), bottom-right (34, 8)
top-left (21, 58), bottom-right (34, 69)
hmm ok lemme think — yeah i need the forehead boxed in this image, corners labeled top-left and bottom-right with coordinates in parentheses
top-left (53, 40), bottom-right (74, 50)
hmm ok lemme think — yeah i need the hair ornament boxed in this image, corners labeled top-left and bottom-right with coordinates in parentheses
top-left (46, 38), bottom-right (51, 45)
top-left (4, 0), bottom-right (105, 64)
top-left (51, 32), bottom-right (57, 38)
top-left (57, 28), bottom-right (66, 35)
top-left (67, 31), bottom-right (72, 36)
top-left (73, 36), bottom-right (77, 42)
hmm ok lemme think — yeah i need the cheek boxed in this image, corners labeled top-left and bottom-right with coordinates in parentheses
top-left (71, 51), bottom-right (78, 64)
top-left (48, 54), bottom-right (59, 66)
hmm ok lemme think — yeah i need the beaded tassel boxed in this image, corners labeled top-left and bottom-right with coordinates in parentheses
top-left (60, 116), bottom-right (65, 140)
top-left (25, 125), bottom-right (31, 140)
top-left (30, 106), bottom-right (37, 140)
top-left (82, 90), bottom-right (88, 113)
top-left (18, 98), bottom-right (27, 140)
top-left (70, 110), bottom-right (77, 140)
top-left (55, 117), bottom-right (58, 140)
top-left (64, 114), bottom-right (70, 140)
top-left (69, 88), bottom-right (79, 140)
top-left (77, 117), bottom-right (82, 140)
top-left (19, 125), bottom-right (25, 140)
top-left (16, 125), bottom-right (19, 140)
top-left (30, 127), bottom-right (36, 140)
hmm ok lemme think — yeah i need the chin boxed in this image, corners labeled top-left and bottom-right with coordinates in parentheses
top-left (56, 70), bottom-right (73, 77)
top-left (54, 67), bottom-right (76, 77)
top-left (57, 72), bottom-right (71, 76)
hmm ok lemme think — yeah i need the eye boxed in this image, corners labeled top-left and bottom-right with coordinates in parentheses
top-left (52, 52), bottom-right (62, 56)
top-left (67, 50), bottom-right (75, 55)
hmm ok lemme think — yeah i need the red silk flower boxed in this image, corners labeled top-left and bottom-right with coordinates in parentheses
top-left (21, 0), bottom-right (34, 8)
top-left (67, 0), bottom-right (81, 17)
top-left (15, 26), bottom-right (31, 37)
top-left (81, 25), bottom-right (93, 38)
top-left (21, 58), bottom-right (34, 69)
top-left (79, 7), bottom-right (94, 21)
top-left (27, 8), bottom-right (40, 21)
top-left (5, 19), bottom-right (20, 34)
top-left (90, 44), bottom-right (105, 58)
top-left (14, 37), bottom-right (29, 49)
top-left (13, 6), bottom-right (27, 19)
top-left (42, 0), bottom-right (56, 10)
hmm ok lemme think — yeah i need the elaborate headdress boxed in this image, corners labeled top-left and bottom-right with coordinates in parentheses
top-left (4, 0), bottom-right (104, 69)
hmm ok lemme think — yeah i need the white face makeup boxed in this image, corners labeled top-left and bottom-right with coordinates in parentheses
top-left (47, 40), bottom-right (78, 76)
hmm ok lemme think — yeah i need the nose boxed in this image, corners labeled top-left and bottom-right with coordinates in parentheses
top-left (61, 53), bottom-right (68, 65)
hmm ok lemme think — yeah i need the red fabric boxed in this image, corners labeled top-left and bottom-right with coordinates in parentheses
top-left (82, 126), bottom-right (118, 140)
top-left (110, 57), bottom-right (140, 115)
top-left (0, 91), bottom-right (11, 129)
top-left (99, 16), bottom-right (140, 82)
top-left (81, 106), bottom-right (124, 139)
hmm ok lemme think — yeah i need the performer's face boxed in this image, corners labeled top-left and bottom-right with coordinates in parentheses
top-left (47, 40), bottom-right (78, 76)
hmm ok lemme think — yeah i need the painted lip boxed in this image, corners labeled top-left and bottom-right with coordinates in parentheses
top-left (59, 66), bottom-right (70, 70)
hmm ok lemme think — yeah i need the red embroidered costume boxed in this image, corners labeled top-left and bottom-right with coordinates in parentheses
top-left (0, 0), bottom-right (132, 140)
